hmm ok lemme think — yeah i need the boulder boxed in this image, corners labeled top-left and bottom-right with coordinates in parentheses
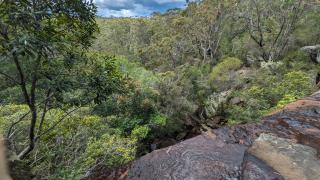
top-left (230, 97), bottom-right (244, 105)
top-left (241, 152), bottom-right (284, 180)
top-left (128, 133), bottom-right (247, 180)
top-left (301, 45), bottom-right (320, 63)
top-left (248, 133), bottom-right (320, 180)
top-left (204, 90), bottom-right (231, 118)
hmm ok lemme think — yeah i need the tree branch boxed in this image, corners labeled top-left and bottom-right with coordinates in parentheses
top-left (37, 89), bottom-right (52, 136)
top-left (12, 52), bottom-right (31, 106)
top-left (35, 107), bottom-right (81, 141)
top-left (6, 111), bottom-right (30, 138)
top-left (0, 71), bottom-right (19, 84)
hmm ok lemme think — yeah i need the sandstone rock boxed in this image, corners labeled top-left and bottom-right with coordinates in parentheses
top-left (230, 97), bottom-right (244, 105)
top-left (241, 152), bottom-right (283, 180)
top-left (301, 45), bottom-right (320, 63)
top-left (262, 96), bottom-right (320, 153)
top-left (128, 133), bottom-right (247, 180)
top-left (204, 90), bottom-right (231, 118)
top-left (248, 133), bottom-right (320, 180)
top-left (211, 123), bottom-right (263, 146)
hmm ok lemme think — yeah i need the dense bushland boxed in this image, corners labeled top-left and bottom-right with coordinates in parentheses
top-left (0, 0), bottom-right (319, 179)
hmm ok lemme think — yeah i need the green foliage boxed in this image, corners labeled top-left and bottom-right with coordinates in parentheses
top-left (276, 93), bottom-right (297, 108)
top-left (278, 71), bottom-right (314, 97)
top-left (150, 114), bottom-right (167, 127)
top-left (226, 68), bottom-right (315, 124)
top-left (132, 125), bottom-right (150, 140)
top-left (210, 57), bottom-right (243, 82)
top-left (209, 57), bottom-right (243, 91)
top-left (0, 103), bottom-right (139, 179)
top-left (0, 0), bottom-right (319, 179)
top-left (82, 134), bottom-right (136, 170)
top-left (227, 105), bottom-right (266, 125)
top-left (0, 104), bottom-right (29, 133)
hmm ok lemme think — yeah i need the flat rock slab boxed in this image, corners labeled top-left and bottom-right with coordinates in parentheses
top-left (262, 95), bottom-right (320, 153)
top-left (248, 134), bottom-right (320, 180)
top-left (241, 152), bottom-right (283, 180)
top-left (128, 133), bottom-right (247, 180)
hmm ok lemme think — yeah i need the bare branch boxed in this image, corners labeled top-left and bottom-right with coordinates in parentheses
top-left (6, 111), bottom-right (30, 138)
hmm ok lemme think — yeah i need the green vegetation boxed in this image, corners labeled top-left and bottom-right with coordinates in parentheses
top-left (0, 0), bottom-right (319, 179)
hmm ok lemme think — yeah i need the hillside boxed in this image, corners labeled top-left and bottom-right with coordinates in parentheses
top-left (0, 0), bottom-right (320, 179)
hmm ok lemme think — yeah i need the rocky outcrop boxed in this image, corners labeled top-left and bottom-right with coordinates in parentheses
top-left (88, 91), bottom-right (320, 180)
top-left (248, 134), bottom-right (320, 180)
top-left (301, 45), bottom-right (320, 64)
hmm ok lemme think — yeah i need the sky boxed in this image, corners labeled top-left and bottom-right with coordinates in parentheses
top-left (94, 0), bottom-right (187, 17)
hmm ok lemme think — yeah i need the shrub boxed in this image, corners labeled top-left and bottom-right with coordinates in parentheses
top-left (226, 69), bottom-right (315, 124)
top-left (82, 134), bottom-right (136, 170)
top-left (209, 57), bottom-right (243, 91)
top-left (131, 125), bottom-right (150, 140)
top-left (209, 57), bottom-right (243, 82)
top-left (276, 93), bottom-right (298, 108)
top-left (150, 114), bottom-right (167, 127)
top-left (279, 71), bottom-right (314, 97)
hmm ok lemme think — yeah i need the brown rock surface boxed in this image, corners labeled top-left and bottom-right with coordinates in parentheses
top-left (248, 133), bottom-right (320, 180)
top-left (241, 152), bottom-right (283, 180)
top-left (262, 92), bottom-right (320, 154)
top-left (128, 133), bottom-right (247, 180)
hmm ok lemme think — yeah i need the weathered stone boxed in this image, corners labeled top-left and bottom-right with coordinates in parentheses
top-left (301, 45), bottom-right (320, 63)
top-left (0, 136), bottom-right (11, 180)
top-left (230, 97), bottom-right (244, 105)
top-left (262, 97), bottom-right (320, 153)
top-left (248, 133), bottom-right (320, 180)
top-left (204, 90), bottom-right (231, 118)
top-left (128, 133), bottom-right (247, 180)
top-left (241, 152), bottom-right (283, 180)
top-left (212, 123), bottom-right (264, 146)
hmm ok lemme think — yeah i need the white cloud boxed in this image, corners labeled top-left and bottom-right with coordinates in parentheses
top-left (94, 0), bottom-right (186, 17)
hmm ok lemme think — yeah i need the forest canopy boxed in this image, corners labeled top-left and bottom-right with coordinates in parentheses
top-left (0, 0), bottom-right (319, 179)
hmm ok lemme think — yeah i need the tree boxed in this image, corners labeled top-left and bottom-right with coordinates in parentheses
top-left (0, 0), bottom-right (98, 159)
top-left (236, 0), bottom-right (305, 61)
top-left (186, 0), bottom-right (237, 63)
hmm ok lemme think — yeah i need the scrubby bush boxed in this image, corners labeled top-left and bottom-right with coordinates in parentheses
top-left (226, 69), bottom-right (315, 124)
top-left (81, 134), bottom-right (136, 170)
top-left (210, 57), bottom-right (243, 81)
top-left (209, 57), bottom-right (243, 91)
top-left (132, 125), bottom-right (150, 140)
top-left (0, 104), bottom-right (141, 179)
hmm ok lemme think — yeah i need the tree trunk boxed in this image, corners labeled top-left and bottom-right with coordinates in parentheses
top-left (17, 106), bottom-right (36, 159)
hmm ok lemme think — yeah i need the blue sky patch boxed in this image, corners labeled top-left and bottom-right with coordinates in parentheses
top-left (94, 0), bottom-right (186, 17)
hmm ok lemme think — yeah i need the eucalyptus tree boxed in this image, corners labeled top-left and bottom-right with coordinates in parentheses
top-left (235, 0), bottom-right (306, 61)
top-left (186, 0), bottom-right (238, 63)
top-left (0, 0), bottom-right (98, 159)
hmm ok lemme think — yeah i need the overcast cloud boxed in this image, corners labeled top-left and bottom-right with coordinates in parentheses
top-left (94, 0), bottom-right (186, 17)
